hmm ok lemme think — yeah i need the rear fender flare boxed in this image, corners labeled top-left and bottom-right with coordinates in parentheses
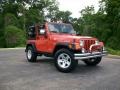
top-left (25, 43), bottom-right (37, 53)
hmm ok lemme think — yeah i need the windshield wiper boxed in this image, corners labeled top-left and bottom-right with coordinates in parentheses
top-left (60, 31), bottom-right (74, 34)
top-left (51, 31), bottom-right (59, 33)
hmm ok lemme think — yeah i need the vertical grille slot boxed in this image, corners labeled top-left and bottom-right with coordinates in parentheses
top-left (84, 40), bottom-right (95, 51)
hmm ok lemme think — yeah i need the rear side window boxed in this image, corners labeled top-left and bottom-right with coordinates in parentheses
top-left (27, 26), bottom-right (36, 39)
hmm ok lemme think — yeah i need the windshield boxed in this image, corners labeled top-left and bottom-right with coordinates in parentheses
top-left (48, 23), bottom-right (76, 34)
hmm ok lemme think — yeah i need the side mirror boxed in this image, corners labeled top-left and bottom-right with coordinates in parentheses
top-left (39, 29), bottom-right (45, 35)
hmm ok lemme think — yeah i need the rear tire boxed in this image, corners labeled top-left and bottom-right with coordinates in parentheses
top-left (84, 57), bottom-right (102, 66)
top-left (26, 46), bottom-right (37, 62)
top-left (54, 49), bottom-right (78, 73)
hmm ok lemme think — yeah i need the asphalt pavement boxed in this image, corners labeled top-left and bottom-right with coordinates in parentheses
top-left (0, 49), bottom-right (120, 90)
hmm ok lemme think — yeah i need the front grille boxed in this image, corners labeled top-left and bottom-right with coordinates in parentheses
top-left (84, 40), bottom-right (95, 51)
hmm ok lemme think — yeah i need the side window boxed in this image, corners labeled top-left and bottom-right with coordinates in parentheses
top-left (28, 26), bottom-right (36, 38)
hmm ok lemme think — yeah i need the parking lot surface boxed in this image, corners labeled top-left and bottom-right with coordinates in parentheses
top-left (0, 49), bottom-right (120, 90)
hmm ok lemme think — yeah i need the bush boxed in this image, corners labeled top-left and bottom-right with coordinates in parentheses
top-left (106, 36), bottom-right (120, 50)
top-left (4, 25), bottom-right (26, 48)
top-left (107, 47), bottom-right (120, 56)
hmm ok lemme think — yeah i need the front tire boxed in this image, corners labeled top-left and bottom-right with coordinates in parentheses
top-left (26, 46), bottom-right (37, 62)
top-left (84, 57), bottom-right (102, 66)
top-left (54, 49), bottom-right (78, 73)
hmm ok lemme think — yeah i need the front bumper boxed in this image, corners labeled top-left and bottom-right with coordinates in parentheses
top-left (74, 50), bottom-right (107, 60)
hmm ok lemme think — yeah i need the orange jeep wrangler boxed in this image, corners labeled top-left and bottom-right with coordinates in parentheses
top-left (25, 22), bottom-right (107, 72)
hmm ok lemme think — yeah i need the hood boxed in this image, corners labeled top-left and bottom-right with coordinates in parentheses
top-left (50, 33), bottom-right (97, 43)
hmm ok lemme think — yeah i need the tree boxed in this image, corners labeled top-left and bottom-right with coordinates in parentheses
top-left (4, 13), bottom-right (19, 27)
top-left (80, 6), bottom-right (96, 36)
top-left (55, 10), bottom-right (72, 22)
top-left (0, 11), bottom-right (5, 47)
top-left (0, 0), bottom-right (59, 47)
top-left (101, 0), bottom-right (120, 49)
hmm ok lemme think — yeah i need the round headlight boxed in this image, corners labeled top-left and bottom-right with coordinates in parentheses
top-left (95, 40), bottom-right (99, 45)
top-left (80, 40), bottom-right (84, 46)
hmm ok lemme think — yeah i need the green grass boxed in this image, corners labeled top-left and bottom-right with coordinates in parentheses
top-left (107, 47), bottom-right (120, 56)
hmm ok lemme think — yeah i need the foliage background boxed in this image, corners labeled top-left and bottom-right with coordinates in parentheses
top-left (0, 0), bottom-right (120, 54)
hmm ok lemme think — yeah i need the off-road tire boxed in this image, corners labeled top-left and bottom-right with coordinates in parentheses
top-left (26, 46), bottom-right (37, 62)
top-left (54, 49), bottom-right (78, 73)
top-left (84, 57), bottom-right (102, 66)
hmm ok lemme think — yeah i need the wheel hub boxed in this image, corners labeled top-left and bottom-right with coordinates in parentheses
top-left (27, 50), bottom-right (32, 59)
top-left (57, 53), bottom-right (71, 69)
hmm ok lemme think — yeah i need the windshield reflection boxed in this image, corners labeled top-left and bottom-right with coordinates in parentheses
top-left (48, 23), bottom-right (76, 34)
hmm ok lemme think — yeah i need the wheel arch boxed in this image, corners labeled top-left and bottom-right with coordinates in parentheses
top-left (53, 43), bottom-right (73, 56)
top-left (25, 43), bottom-right (37, 53)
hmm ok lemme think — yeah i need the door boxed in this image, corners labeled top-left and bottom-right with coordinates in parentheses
top-left (35, 25), bottom-right (49, 52)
